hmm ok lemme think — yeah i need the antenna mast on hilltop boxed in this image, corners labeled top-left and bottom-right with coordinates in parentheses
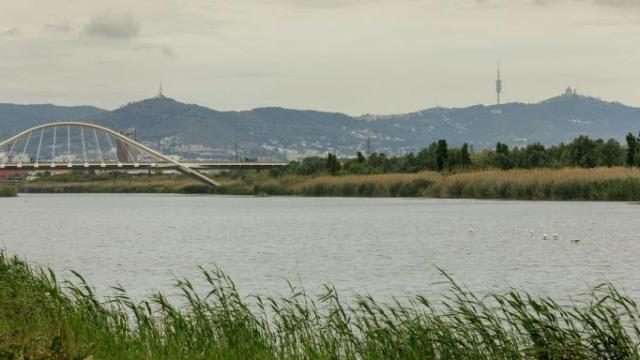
top-left (496, 61), bottom-right (502, 106)
top-left (157, 83), bottom-right (165, 98)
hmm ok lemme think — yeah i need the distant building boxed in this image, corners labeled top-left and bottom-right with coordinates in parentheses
top-left (257, 156), bottom-right (278, 162)
top-left (564, 86), bottom-right (577, 97)
top-left (188, 144), bottom-right (208, 152)
top-left (0, 169), bottom-right (22, 177)
top-left (285, 150), bottom-right (302, 162)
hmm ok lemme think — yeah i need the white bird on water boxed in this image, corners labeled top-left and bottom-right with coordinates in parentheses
top-left (542, 233), bottom-right (548, 240)
top-left (468, 227), bottom-right (475, 237)
top-left (530, 229), bottom-right (535, 237)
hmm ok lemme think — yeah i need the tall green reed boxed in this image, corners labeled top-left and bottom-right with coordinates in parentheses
top-left (1, 251), bottom-right (639, 359)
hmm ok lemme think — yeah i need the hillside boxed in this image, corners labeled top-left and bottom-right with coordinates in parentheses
top-left (363, 92), bottom-right (640, 153)
top-left (84, 96), bottom-right (364, 158)
top-left (2, 89), bottom-right (640, 159)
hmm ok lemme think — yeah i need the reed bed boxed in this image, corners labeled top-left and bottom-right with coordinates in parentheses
top-left (0, 185), bottom-right (17, 197)
top-left (286, 167), bottom-right (640, 200)
top-left (18, 175), bottom-right (213, 194)
top-left (16, 167), bottom-right (640, 200)
top-left (288, 172), bottom-right (440, 197)
top-left (1, 251), bottom-right (640, 359)
top-left (427, 167), bottom-right (640, 200)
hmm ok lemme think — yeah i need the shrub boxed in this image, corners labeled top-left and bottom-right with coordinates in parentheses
top-left (0, 186), bottom-right (16, 197)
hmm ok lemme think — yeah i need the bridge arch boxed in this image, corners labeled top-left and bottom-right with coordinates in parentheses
top-left (0, 121), bottom-right (220, 187)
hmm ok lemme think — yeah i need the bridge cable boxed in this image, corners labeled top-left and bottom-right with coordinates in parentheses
top-left (51, 126), bottom-right (57, 167)
top-left (19, 131), bottom-right (32, 166)
top-left (0, 145), bottom-right (6, 164)
top-left (35, 129), bottom-right (44, 166)
top-left (2, 139), bottom-right (18, 166)
top-left (1, 140), bottom-right (10, 164)
top-left (80, 127), bottom-right (88, 166)
top-left (93, 128), bottom-right (104, 166)
top-left (126, 137), bottom-right (137, 163)
top-left (104, 133), bottom-right (116, 163)
top-left (67, 126), bottom-right (71, 165)
top-left (120, 135), bottom-right (136, 165)
top-left (1, 139), bottom-right (15, 165)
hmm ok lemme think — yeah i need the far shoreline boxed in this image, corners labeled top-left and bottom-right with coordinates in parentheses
top-left (13, 167), bottom-right (640, 202)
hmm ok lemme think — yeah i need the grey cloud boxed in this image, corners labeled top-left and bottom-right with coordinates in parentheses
top-left (485, 0), bottom-right (640, 7)
top-left (573, 18), bottom-right (638, 26)
top-left (84, 11), bottom-right (140, 39)
top-left (43, 22), bottom-right (73, 33)
top-left (216, 72), bottom-right (280, 79)
top-left (591, 0), bottom-right (640, 7)
top-left (131, 43), bottom-right (178, 57)
top-left (262, 0), bottom-right (384, 8)
top-left (0, 27), bottom-right (20, 37)
top-left (160, 46), bottom-right (176, 57)
top-left (200, 71), bottom-right (281, 81)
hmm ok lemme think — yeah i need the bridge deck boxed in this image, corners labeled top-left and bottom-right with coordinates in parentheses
top-left (0, 162), bottom-right (288, 171)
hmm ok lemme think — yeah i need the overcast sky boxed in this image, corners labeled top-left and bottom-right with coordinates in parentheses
top-left (0, 0), bottom-right (639, 115)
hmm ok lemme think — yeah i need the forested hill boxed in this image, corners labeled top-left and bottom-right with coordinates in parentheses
top-left (362, 92), bottom-right (640, 152)
top-left (1, 90), bottom-right (640, 158)
top-left (83, 96), bottom-right (361, 154)
top-left (83, 91), bottom-right (640, 156)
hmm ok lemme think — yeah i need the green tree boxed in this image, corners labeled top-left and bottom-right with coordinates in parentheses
top-left (520, 143), bottom-right (547, 168)
top-left (416, 143), bottom-right (437, 171)
top-left (288, 157), bottom-right (326, 176)
top-left (626, 132), bottom-right (637, 167)
top-left (367, 153), bottom-right (388, 173)
top-left (568, 136), bottom-right (597, 168)
top-left (461, 143), bottom-right (471, 167)
top-left (326, 153), bottom-right (340, 175)
top-left (597, 139), bottom-right (624, 167)
top-left (494, 142), bottom-right (512, 170)
top-left (435, 139), bottom-right (448, 171)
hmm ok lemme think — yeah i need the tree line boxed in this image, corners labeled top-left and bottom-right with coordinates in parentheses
top-left (283, 132), bottom-right (640, 176)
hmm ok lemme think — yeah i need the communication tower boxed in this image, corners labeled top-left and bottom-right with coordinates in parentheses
top-left (496, 62), bottom-right (502, 106)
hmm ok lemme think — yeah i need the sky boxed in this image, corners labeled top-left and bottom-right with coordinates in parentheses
top-left (0, 0), bottom-right (639, 115)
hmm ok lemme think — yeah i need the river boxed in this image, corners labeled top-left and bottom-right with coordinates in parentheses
top-left (1, 194), bottom-right (638, 301)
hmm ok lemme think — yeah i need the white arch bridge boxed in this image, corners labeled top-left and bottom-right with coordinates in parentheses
top-left (0, 122), bottom-right (287, 187)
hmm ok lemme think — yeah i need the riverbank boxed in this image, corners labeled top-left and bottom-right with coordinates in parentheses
top-left (0, 185), bottom-right (16, 197)
top-left (0, 250), bottom-right (638, 359)
top-left (17, 167), bottom-right (640, 201)
top-left (287, 167), bottom-right (640, 200)
top-left (17, 173), bottom-right (214, 194)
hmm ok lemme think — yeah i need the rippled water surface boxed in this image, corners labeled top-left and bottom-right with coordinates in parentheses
top-left (1, 194), bottom-right (638, 300)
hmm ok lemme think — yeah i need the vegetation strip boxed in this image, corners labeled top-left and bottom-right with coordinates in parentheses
top-left (16, 167), bottom-right (640, 201)
top-left (1, 251), bottom-right (639, 359)
top-left (0, 186), bottom-right (16, 197)
top-left (12, 131), bottom-right (640, 200)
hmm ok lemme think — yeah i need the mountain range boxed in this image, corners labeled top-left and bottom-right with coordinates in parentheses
top-left (1, 88), bottom-right (639, 159)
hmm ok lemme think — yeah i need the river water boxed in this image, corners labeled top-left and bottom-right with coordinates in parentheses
top-left (1, 194), bottom-right (638, 301)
